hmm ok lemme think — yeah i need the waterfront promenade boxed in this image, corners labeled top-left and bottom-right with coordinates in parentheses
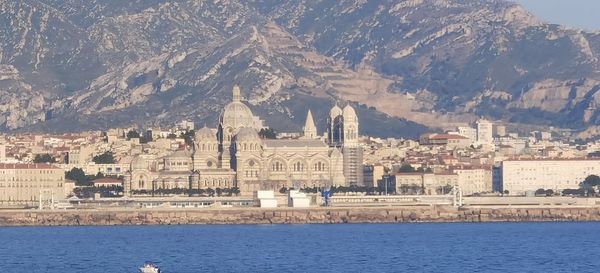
top-left (2, 204), bottom-right (600, 226)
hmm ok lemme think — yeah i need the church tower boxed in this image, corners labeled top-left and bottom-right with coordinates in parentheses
top-left (341, 103), bottom-right (364, 187)
top-left (327, 104), bottom-right (344, 147)
top-left (303, 110), bottom-right (318, 139)
top-left (342, 104), bottom-right (359, 147)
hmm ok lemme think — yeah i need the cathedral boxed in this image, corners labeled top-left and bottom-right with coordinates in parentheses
top-left (124, 86), bottom-right (363, 196)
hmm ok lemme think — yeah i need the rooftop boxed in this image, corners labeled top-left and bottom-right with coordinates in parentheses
top-left (263, 139), bottom-right (328, 148)
top-left (0, 163), bottom-right (61, 170)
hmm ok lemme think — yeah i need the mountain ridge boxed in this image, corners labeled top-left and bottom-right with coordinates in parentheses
top-left (0, 0), bottom-right (599, 138)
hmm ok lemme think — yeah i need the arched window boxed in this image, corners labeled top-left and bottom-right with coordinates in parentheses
top-left (292, 162), bottom-right (304, 172)
top-left (314, 161), bottom-right (327, 172)
top-left (271, 161), bottom-right (285, 172)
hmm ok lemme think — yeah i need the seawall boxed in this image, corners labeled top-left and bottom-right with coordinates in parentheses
top-left (2, 206), bottom-right (600, 226)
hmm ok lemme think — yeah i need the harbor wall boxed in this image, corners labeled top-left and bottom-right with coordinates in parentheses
top-left (2, 206), bottom-right (600, 226)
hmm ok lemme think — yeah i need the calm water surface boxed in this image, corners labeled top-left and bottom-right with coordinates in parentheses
top-left (0, 222), bottom-right (597, 273)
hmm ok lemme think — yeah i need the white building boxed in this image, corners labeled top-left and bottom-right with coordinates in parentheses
top-left (476, 119), bottom-right (493, 145)
top-left (458, 127), bottom-right (477, 144)
top-left (452, 167), bottom-right (493, 196)
top-left (501, 159), bottom-right (600, 195)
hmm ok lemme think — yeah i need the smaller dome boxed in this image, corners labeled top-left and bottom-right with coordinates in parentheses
top-left (195, 127), bottom-right (216, 142)
top-left (235, 127), bottom-right (261, 142)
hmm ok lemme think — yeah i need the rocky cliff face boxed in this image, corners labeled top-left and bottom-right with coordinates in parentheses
top-left (0, 0), bottom-right (599, 137)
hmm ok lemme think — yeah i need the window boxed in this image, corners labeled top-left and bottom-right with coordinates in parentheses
top-left (314, 162), bottom-right (327, 172)
top-left (292, 162), bottom-right (304, 172)
top-left (272, 161), bottom-right (285, 172)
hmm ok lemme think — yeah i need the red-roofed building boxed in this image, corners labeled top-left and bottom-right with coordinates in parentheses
top-left (420, 133), bottom-right (471, 149)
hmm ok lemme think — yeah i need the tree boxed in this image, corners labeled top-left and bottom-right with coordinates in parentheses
top-left (126, 130), bottom-right (140, 140)
top-left (503, 190), bottom-right (509, 195)
top-left (231, 187), bottom-right (241, 196)
top-left (92, 151), bottom-right (116, 164)
top-left (180, 130), bottom-right (196, 146)
top-left (259, 128), bottom-right (277, 139)
top-left (535, 188), bottom-right (546, 196)
top-left (398, 164), bottom-right (417, 173)
top-left (545, 189), bottom-right (554, 196)
top-left (167, 133), bottom-right (178, 139)
top-left (65, 168), bottom-right (90, 186)
top-left (206, 188), bottom-right (215, 197)
top-left (33, 154), bottom-right (56, 163)
top-left (583, 175), bottom-right (600, 187)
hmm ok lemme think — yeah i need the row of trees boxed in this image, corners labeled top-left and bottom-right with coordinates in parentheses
top-left (33, 154), bottom-right (57, 163)
top-left (73, 186), bottom-right (123, 199)
top-left (65, 167), bottom-right (122, 186)
top-left (397, 164), bottom-right (432, 173)
top-left (131, 187), bottom-right (241, 197)
top-left (92, 151), bottom-right (116, 164)
top-left (532, 175), bottom-right (600, 197)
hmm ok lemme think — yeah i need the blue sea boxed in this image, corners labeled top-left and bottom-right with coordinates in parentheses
top-left (0, 222), bottom-right (597, 273)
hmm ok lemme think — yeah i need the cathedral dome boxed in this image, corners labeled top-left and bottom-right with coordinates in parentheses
top-left (220, 86), bottom-right (255, 129)
top-left (195, 127), bottom-right (216, 143)
top-left (235, 127), bottom-right (261, 142)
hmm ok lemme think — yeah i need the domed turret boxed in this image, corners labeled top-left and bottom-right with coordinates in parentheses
top-left (234, 127), bottom-right (262, 152)
top-left (195, 127), bottom-right (216, 143)
top-left (235, 127), bottom-right (261, 142)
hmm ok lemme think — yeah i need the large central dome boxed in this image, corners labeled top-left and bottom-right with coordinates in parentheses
top-left (220, 85), bottom-right (256, 130)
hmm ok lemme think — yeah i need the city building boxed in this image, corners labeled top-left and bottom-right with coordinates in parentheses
top-left (451, 167), bottom-right (493, 196)
top-left (363, 164), bottom-right (385, 188)
top-left (457, 126), bottom-right (477, 143)
top-left (476, 119), bottom-right (493, 145)
top-left (0, 163), bottom-right (66, 208)
top-left (420, 133), bottom-right (471, 149)
top-left (501, 159), bottom-right (600, 195)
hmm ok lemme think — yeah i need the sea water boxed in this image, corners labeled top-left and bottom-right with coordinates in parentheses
top-left (0, 222), bottom-right (597, 272)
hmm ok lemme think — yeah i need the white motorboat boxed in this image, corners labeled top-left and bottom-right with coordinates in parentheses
top-left (139, 263), bottom-right (161, 273)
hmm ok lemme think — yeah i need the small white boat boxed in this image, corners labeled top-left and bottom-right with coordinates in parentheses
top-left (139, 263), bottom-right (161, 273)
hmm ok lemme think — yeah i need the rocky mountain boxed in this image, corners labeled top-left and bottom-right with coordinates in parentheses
top-left (1, 0), bottom-right (599, 138)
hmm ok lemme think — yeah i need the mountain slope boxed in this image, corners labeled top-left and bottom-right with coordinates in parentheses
top-left (0, 0), bottom-right (599, 138)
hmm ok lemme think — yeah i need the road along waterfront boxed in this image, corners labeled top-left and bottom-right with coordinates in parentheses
top-left (2, 205), bottom-right (600, 226)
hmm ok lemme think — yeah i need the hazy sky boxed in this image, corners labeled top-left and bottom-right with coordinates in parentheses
top-left (512, 0), bottom-right (600, 30)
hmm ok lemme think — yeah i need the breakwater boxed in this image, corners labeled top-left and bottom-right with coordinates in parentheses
top-left (2, 206), bottom-right (600, 226)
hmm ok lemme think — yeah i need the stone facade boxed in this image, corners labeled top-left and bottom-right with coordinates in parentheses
top-left (0, 163), bottom-right (66, 208)
top-left (124, 86), bottom-right (360, 196)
